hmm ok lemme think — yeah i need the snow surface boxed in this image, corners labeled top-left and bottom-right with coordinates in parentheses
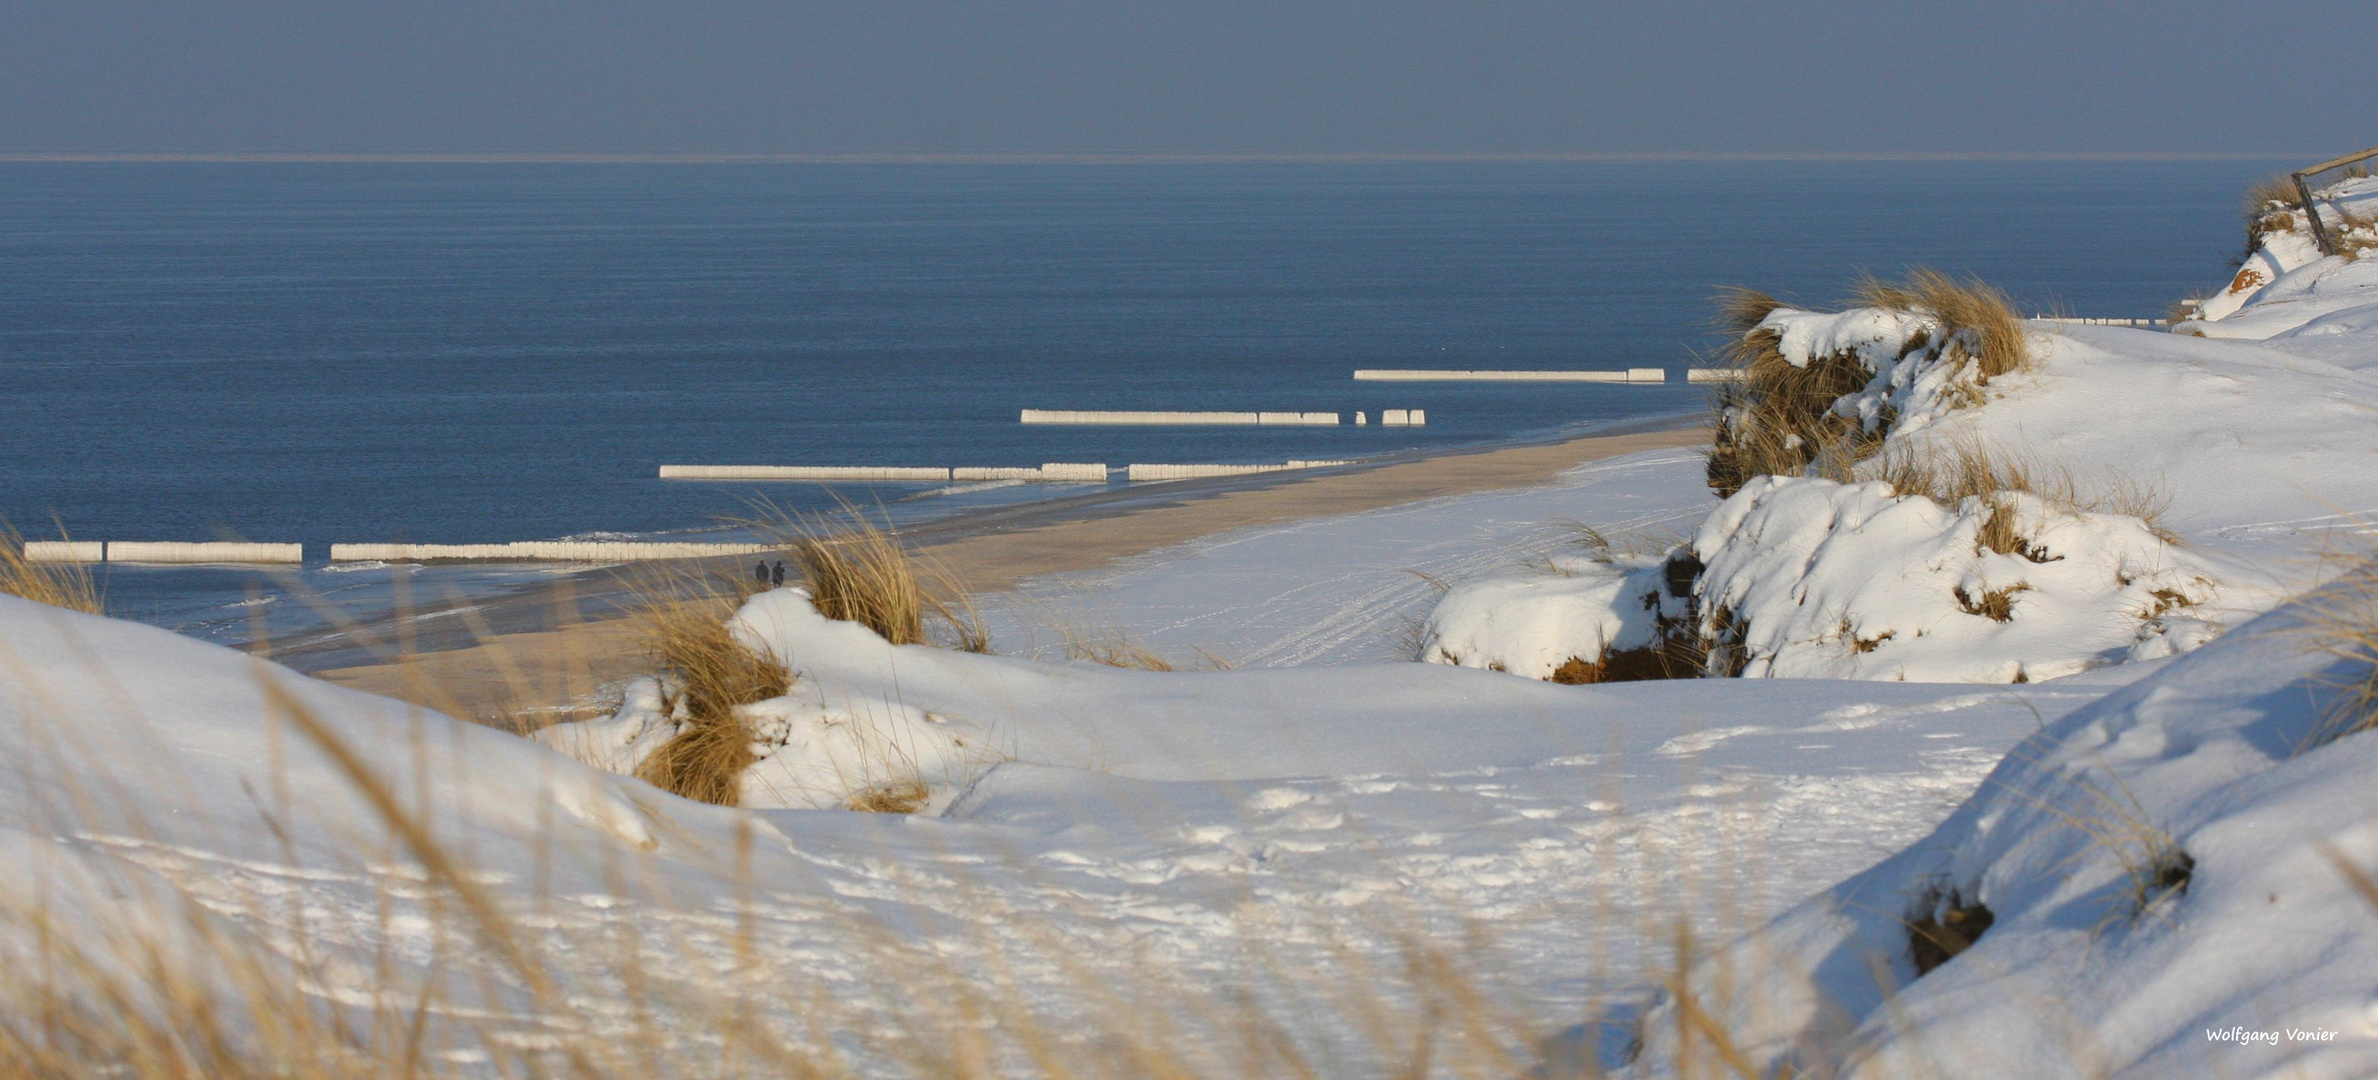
top-left (1618, 575), bottom-right (2378, 1080)
top-left (0, 588), bottom-right (2127, 1070)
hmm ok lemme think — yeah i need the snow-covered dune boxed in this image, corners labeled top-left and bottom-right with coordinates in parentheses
top-left (0, 583), bottom-right (2138, 1072)
top-left (1423, 259), bottom-right (2378, 688)
top-left (1618, 571), bottom-right (2378, 1080)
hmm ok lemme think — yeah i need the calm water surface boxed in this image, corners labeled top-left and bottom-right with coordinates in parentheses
top-left (0, 161), bottom-right (2281, 643)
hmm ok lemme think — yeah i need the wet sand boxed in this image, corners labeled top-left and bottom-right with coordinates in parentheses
top-left (306, 421), bottom-right (1709, 719)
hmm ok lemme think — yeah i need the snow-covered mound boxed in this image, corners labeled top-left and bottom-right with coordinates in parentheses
top-left (1691, 476), bottom-right (2225, 681)
top-left (1419, 550), bottom-right (1686, 682)
top-left (1423, 474), bottom-right (2242, 684)
top-left (2185, 172), bottom-right (2378, 347)
top-left (1612, 570), bottom-right (2378, 1080)
top-left (1427, 264), bottom-right (2378, 686)
top-left (537, 587), bottom-right (995, 810)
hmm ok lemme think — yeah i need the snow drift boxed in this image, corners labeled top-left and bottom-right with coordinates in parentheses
top-left (1610, 566), bottom-right (2378, 1080)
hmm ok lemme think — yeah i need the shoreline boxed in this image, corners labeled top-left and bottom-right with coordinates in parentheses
top-left (298, 414), bottom-right (1711, 718)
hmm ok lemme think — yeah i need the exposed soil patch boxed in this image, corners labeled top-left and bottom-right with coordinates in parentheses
top-left (1909, 888), bottom-right (1994, 976)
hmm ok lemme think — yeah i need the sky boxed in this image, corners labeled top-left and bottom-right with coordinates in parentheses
top-left (4, 1), bottom-right (2373, 158)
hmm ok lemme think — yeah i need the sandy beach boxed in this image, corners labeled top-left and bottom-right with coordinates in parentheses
top-left (306, 422), bottom-right (1709, 718)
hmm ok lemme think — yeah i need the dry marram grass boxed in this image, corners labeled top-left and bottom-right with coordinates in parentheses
top-left (2296, 556), bottom-right (2378, 747)
top-left (1703, 287), bottom-right (1876, 497)
top-left (745, 505), bottom-right (988, 652)
top-left (569, 505), bottom-right (992, 808)
top-left (1060, 625), bottom-right (1179, 671)
top-left (1856, 268), bottom-right (2030, 382)
top-left (1704, 270), bottom-right (2030, 498)
top-left (2336, 211), bottom-right (2378, 261)
top-left (2242, 174), bottom-right (2305, 249)
top-left (627, 570), bottom-right (791, 806)
top-left (0, 522), bottom-right (102, 615)
top-left (1871, 439), bottom-right (2175, 557)
top-left (844, 778), bottom-right (933, 813)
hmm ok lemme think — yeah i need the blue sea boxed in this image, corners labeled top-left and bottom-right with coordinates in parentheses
top-left (0, 160), bottom-right (2283, 646)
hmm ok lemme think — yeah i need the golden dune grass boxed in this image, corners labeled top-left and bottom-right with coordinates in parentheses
top-left (1705, 270), bottom-right (2031, 499)
top-left (743, 504), bottom-right (989, 653)
top-left (0, 522), bottom-right (102, 615)
top-left (625, 569), bottom-right (792, 807)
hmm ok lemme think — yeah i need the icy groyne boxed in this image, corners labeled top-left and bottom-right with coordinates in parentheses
top-left (1018, 410), bottom-right (1343, 426)
top-left (24, 541), bottom-right (302, 564)
top-left (659, 463), bottom-right (1111, 482)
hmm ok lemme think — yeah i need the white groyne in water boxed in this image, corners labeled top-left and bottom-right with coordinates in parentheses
top-left (660, 465), bottom-right (954, 481)
top-left (1125, 459), bottom-right (1353, 482)
top-left (2033, 316), bottom-right (2168, 328)
top-left (1353, 368), bottom-right (1668, 383)
top-left (950, 466), bottom-right (1039, 481)
top-left (21, 541), bottom-right (105, 563)
top-left (662, 463), bottom-right (1112, 482)
top-left (949, 462), bottom-right (1111, 482)
top-left (1686, 368), bottom-right (1748, 382)
top-left (331, 541), bottom-right (776, 563)
top-left (105, 542), bottom-right (304, 564)
top-left (1019, 409), bottom-right (1341, 426)
top-left (1379, 409), bottom-right (1427, 426)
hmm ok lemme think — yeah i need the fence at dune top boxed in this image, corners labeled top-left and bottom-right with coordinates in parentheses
top-left (2293, 144), bottom-right (2378, 256)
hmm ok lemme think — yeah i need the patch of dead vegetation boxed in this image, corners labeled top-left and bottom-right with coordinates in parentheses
top-left (1059, 623), bottom-right (1180, 671)
top-left (2241, 173), bottom-right (2306, 255)
top-left (745, 506), bottom-right (988, 652)
top-left (1872, 439), bottom-right (2177, 558)
top-left (626, 570), bottom-right (791, 807)
top-left (1907, 882), bottom-right (1994, 976)
top-left (1859, 268), bottom-right (2030, 382)
top-left (1703, 270), bottom-right (2032, 499)
top-left (1702, 287), bottom-right (1882, 498)
top-left (1547, 636), bottom-right (1705, 685)
top-left (2335, 211), bottom-right (2378, 261)
top-left (844, 778), bottom-right (933, 814)
top-left (1954, 583), bottom-right (2030, 623)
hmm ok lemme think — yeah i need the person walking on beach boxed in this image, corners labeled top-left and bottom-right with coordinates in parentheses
top-left (755, 561), bottom-right (769, 585)
top-left (771, 561), bottom-right (786, 587)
